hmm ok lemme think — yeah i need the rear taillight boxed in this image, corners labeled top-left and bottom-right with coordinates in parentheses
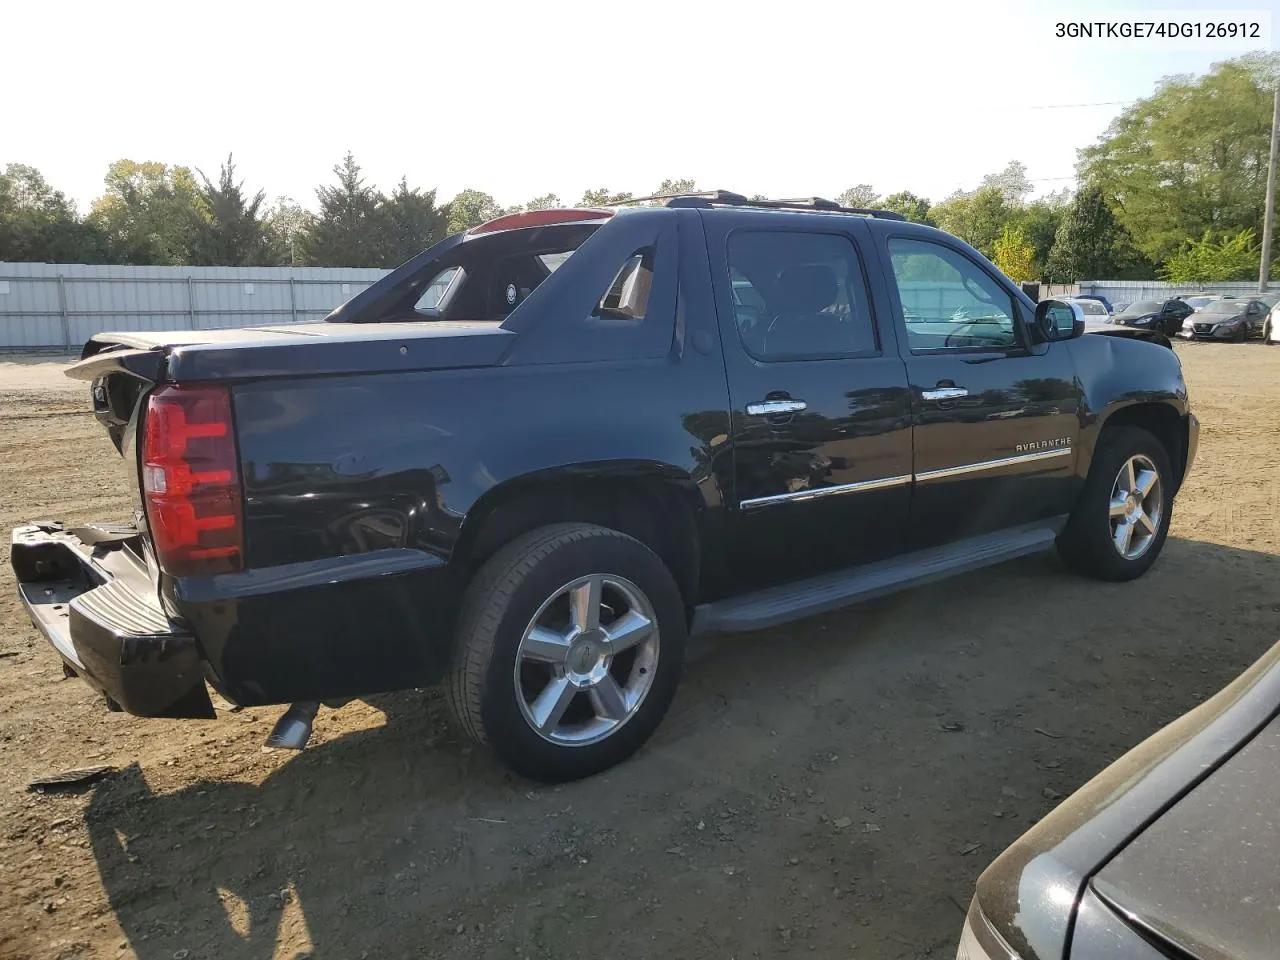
top-left (141, 384), bottom-right (244, 577)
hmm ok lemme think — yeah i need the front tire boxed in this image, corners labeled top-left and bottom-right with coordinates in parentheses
top-left (1058, 427), bottom-right (1173, 582)
top-left (446, 523), bottom-right (686, 782)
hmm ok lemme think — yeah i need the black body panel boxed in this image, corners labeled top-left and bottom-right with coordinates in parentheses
top-left (701, 211), bottom-right (914, 589)
top-left (13, 203), bottom-right (1199, 713)
top-left (12, 524), bottom-right (214, 718)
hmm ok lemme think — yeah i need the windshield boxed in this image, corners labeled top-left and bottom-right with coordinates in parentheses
top-left (1183, 297), bottom-right (1213, 309)
top-left (1202, 300), bottom-right (1242, 314)
top-left (1118, 301), bottom-right (1161, 316)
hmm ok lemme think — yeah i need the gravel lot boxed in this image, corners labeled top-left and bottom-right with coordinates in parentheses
top-left (1, 343), bottom-right (1278, 960)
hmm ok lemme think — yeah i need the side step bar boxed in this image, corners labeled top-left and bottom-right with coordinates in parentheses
top-left (691, 519), bottom-right (1065, 635)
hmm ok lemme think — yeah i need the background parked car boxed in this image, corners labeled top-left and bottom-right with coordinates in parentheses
top-left (1061, 297), bottom-right (1112, 322)
top-left (958, 636), bottom-right (1280, 960)
top-left (1184, 297), bottom-right (1268, 341)
top-left (1265, 301), bottom-right (1279, 344)
top-left (1072, 293), bottom-right (1113, 313)
top-left (1113, 298), bottom-right (1193, 336)
top-left (1177, 294), bottom-right (1216, 311)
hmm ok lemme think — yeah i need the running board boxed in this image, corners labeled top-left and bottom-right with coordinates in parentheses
top-left (691, 520), bottom-right (1064, 635)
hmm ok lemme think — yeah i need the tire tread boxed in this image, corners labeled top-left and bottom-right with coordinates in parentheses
top-left (445, 522), bottom-right (645, 748)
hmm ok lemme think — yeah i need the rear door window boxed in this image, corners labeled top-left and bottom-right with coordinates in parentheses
top-left (727, 231), bottom-right (877, 360)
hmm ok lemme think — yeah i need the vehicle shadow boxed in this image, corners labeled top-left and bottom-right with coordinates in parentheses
top-left (82, 534), bottom-right (1280, 960)
top-left (84, 691), bottom-right (517, 960)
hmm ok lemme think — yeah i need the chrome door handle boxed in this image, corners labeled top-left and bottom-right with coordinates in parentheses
top-left (746, 399), bottom-right (807, 416)
top-left (921, 387), bottom-right (969, 401)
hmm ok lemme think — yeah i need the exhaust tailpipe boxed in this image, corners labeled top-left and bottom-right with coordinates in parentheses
top-left (264, 701), bottom-right (320, 750)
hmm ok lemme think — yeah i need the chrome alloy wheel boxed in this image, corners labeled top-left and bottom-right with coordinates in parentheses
top-left (1109, 454), bottom-right (1163, 560)
top-left (514, 574), bottom-right (660, 746)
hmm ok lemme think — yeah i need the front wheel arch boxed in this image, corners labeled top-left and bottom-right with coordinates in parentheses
top-left (1091, 401), bottom-right (1186, 494)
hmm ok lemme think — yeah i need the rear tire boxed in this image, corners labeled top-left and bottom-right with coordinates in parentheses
top-left (1057, 427), bottom-right (1173, 582)
top-left (446, 523), bottom-right (686, 782)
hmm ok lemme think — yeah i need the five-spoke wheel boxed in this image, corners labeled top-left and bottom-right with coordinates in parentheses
top-left (515, 574), bottom-right (659, 745)
top-left (1108, 454), bottom-right (1163, 560)
top-left (1058, 425), bottom-right (1173, 582)
top-left (446, 523), bottom-right (686, 782)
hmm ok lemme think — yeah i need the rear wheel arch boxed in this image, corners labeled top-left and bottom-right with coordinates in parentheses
top-left (454, 468), bottom-right (704, 611)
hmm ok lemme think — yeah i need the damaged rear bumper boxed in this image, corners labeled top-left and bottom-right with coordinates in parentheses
top-left (11, 522), bottom-right (214, 719)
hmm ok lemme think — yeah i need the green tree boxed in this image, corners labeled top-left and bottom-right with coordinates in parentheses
top-left (881, 190), bottom-right (933, 224)
top-left (263, 196), bottom-right (312, 265)
top-left (376, 179), bottom-right (446, 266)
top-left (89, 159), bottom-right (207, 265)
top-left (930, 186), bottom-right (1011, 258)
top-left (651, 178), bottom-right (697, 201)
top-left (993, 224), bottom-right (1036, 281)
top-left (1044, 185), bottom-right (1149, 282)
top-left (980, 160), bottom-right (1032, 205)
top-left (836, 184), bottom-right (880, 208)
top-left (0, 163), bottom-right (107, 263)
top-left (190, 154), bottom-right (270, 266)
top-left (521, 193), bottom-right (561, 211)
top-left (580, 188), bottom-right (633, 205)
top-left (1081, 54), bottom-right (1278, 263)
top-left (1008, 199), bottom-right (1065, 279)
top-left (445, 188), bottom-right (505, 234)
top-left (301, 152), bottom-right (385, 267)
top-left (1160, 228), bottom-right (1259, 283)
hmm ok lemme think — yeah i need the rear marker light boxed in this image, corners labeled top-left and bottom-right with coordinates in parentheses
top-left (141, 385), bottom-right (244, 577)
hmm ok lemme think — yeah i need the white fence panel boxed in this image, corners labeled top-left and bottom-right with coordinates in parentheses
top-left (0, 263), bottom-right (390, 348)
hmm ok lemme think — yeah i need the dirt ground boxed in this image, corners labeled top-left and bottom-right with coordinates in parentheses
top-left (1, 343), bottom-right (1277, 960)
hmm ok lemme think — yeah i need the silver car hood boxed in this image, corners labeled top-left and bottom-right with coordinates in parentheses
top-left (1091, 713), bottom-right (1280, 960)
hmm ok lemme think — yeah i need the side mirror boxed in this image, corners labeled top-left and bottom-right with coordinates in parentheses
top-left (1034, 299), bottom-right (1086, 342)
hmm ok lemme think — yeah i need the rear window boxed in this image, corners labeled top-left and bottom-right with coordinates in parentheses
top-left (328, 218), bottom-right (604, 325)
top-left (1077, 300), bottom-right (1107, 316)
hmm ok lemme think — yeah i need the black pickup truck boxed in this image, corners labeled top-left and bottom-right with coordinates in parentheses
top-left (12, 193), bottom-right (1197, 781)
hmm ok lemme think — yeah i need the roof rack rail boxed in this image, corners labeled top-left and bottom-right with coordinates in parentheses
top-left (657, 190), bottom-right (907, 221)
top-left (601, 190), bottom-right (732, 207)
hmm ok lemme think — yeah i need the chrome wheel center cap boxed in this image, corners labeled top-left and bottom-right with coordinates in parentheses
top-left (566, 631), bottom-right (609, 683)
top-left (573, 641), bottom-right (599, 673)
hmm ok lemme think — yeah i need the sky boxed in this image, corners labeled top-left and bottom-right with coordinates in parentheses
top-left (4, 0), bottom-right (1277, 213)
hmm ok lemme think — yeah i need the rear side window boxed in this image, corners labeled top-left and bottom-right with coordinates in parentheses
top-left (502, 212), bottom-right (678, 364)
top-left (727, 231), bottom-right (877, 360)
top-left (596, 250), bottom-right (654, 320)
